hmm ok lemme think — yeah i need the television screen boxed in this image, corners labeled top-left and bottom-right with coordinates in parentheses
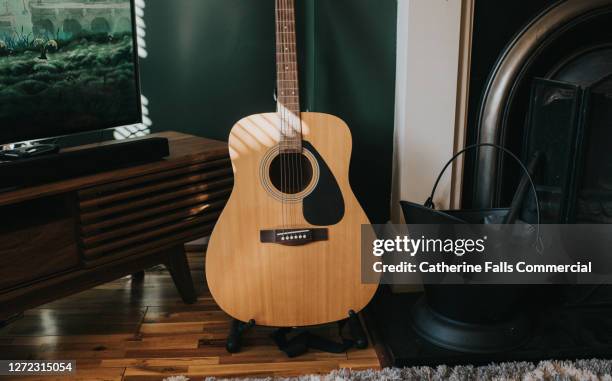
top-left (0, 0), bottom-right (141, 145)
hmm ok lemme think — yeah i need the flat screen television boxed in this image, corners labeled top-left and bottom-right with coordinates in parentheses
top-left (0, 0), bottom-right (142, 146)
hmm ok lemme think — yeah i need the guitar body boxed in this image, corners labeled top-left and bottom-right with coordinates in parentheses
top-left (206, 112), bottom-right (378, 327)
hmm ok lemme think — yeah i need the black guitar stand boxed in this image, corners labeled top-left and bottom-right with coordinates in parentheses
top-left (347, 310), bottom-right (369, 349)
top-left (225, 310), bottom-right (369, 357)
top-left (226, 319), bottom-right (256, 353)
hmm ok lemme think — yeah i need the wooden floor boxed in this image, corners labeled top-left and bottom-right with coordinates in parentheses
top-left (0, 250), bottom-right (381, 380)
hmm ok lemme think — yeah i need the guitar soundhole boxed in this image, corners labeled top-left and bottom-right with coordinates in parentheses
top-left (268, 153), bottom-right (314, 195)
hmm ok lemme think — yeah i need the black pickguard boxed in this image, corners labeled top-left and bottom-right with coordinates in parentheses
top-left (302, 141), bottom-right (345, 226)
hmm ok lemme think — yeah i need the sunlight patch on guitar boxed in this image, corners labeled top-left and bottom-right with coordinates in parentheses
top-left (251, 114), bottom-right (281, 145)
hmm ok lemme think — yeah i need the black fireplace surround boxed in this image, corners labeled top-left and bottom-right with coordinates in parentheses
top-left (470, 0), bottom-right (612, 212)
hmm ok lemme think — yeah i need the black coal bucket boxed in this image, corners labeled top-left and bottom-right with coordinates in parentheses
top-left (400, 143), bottom-right (541, 353)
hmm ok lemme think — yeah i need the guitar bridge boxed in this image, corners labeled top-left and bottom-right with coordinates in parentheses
top-left (260, 228), bottom-right (328, 246)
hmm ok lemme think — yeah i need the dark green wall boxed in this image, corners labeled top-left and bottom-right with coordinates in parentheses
top-left (140, 0), bottom-right (397, 223)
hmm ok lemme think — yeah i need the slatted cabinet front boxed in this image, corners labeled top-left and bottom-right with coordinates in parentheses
top-left (77, 157), bottom-right (233, 264)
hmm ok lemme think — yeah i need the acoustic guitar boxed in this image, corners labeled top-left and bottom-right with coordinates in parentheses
top-left (206, 0), bottom-right (378, 327)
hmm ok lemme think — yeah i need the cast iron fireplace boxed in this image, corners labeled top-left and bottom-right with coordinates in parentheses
top-left (473, 0), bottom-right (612, 219)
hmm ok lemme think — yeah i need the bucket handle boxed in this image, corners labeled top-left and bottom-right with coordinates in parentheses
top-left (425, 143), bottom-right (542, 251)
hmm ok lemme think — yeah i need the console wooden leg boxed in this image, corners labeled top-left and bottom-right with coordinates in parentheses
top-left (166, 246), bottom-right (197, 304)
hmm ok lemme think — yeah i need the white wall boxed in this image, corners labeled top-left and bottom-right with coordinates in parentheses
top-left (391, 0), bottom-right (464, 221)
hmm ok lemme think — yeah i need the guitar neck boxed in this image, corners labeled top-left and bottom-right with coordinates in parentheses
top-left (276, 0), bottom-right (302, 152)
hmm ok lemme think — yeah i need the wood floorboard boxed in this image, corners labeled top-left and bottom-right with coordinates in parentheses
top-left (0, 250), bottom-right (380, 380)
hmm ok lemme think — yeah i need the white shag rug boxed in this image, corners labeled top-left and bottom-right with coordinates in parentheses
top-left (163, 359), bottom-right (612, 381)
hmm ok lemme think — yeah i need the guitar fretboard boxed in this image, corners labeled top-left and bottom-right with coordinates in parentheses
top-left (276, 0), bottom-right (301, 153)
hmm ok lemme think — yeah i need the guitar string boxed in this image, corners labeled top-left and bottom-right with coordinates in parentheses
top-left (278, 0), bottom-right (303, 230)
top-left (286, 0), bottom-right (297, 228)
top-left (282, 0), bottom-right (292, 228)
top-left (284, 0), bottom-right (291, 229)
top-left (289, 0), bottom-right (300, 228)
top-left (292, 0), bottom-right (304, 210)
top-left (281, 0), bottom-right (294, 229)
top-left (280, 0), bottom-right (293, 228)
top-left (275, 0), bottom-right (281, 229)
top-left (276, 0), bottom-right (287, 230)
top-left (283, 0), bottom-right (299, 229)
top-left (285, 0), bottom-right (297, 228)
